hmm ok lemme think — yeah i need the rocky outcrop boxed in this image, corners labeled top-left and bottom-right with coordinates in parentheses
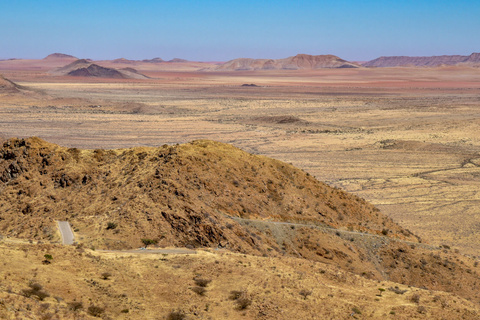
top-left (51, 59), bottom-right (148, 79)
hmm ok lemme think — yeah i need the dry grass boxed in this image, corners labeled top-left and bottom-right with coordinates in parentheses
top-left (0, 241), bottom-right (479, 319)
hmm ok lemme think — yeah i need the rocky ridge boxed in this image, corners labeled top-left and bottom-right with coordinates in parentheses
top-left (363, 52), bottom-right (480, 67)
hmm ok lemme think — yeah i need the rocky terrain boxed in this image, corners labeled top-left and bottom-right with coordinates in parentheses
top-left (363, 52), bottom-right (480, 67)
top-left (214, 54), bottom-right (360, 70)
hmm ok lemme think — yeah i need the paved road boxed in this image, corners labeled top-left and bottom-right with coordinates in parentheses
top-left (99, 248), bottom-right (197, 255)
top-left (57, 221), bottom-right (74, 245)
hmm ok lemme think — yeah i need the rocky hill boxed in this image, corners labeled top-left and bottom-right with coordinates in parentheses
top-left (142, 57), bottom-right (164, 63)
top-left (43, 53), bottom-right (78, 61)
top-left (51, 59), bottom-right (148, 79)
top-left (215, 54), bottom-right (360, 71)
top-left (364, 52), bottom-right (480, 67)
top-left (1, 137), bottom-right (480, 306)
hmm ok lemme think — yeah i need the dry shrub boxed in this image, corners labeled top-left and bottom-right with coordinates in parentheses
top-left (194, 278), bottom-right (211, 287)
top-left (417, 305), bottom-right (427, 314)
top-left (87, 305), bottom-right (105, 317)
top-left (229, 290), bottom-right (251, 310)
top-left (167, 310), bottom-right (187, 320)
top-left (229, 290), bottom-right (244, 300)
top-left (235, 296), bottom-right (252, 310)
top-left (410, 293), bottom-right (420, 304)
top-left (21, 283), bottom-right (50, 301)
top-left (67, 301), bottom-right (83, 311)
top-left (191, 286), bottom-right (206, 296)
top-left (101, 272), bottom-right (112, 280)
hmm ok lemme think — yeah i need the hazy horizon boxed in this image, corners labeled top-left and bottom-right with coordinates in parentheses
top-left (1, 0), bottom-right (479, 61)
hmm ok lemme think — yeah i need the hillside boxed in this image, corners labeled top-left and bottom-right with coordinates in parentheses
top-left (0, 75), bottom-right (27, 94)
top-left (215, 54), bottom-right (360, 71)
top-left (0, 138), bottom-right (408, 244)
top-left (1, 242), bottom-right (480, 320)
top-left (2, 137), bottom-right (480, 308)
top-left (363, 52), bottom-right (480, 67)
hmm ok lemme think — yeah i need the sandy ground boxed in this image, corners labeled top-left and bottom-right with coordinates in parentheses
top-left (1, 65), bottom-right (480, 255)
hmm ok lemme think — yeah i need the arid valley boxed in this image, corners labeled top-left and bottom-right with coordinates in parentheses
top-left (1, 54), bottom-right (480, 319)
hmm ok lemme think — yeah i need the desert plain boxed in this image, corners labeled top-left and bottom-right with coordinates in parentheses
top-left (2, 60), bottom-right (480, 254)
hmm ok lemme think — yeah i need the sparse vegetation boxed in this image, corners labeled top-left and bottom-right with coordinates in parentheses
top-left (21, 283), bottom-right (50, 301)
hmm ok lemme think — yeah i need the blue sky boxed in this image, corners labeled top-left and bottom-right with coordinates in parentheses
top-left (1, 0), bottom-right (479, 61)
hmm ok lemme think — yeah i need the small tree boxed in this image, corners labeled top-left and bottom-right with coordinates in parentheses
top-left (141, 238), bottom-right (157, 248)
top-left (101, 272), bottom-right (112, 280)
top-left (299, 289), bottom-right (312, 300)
top-left (106, 222), bottom-right (117, 230)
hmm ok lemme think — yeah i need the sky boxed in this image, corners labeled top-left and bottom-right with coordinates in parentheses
top-left (1, 0), bottom-right (479, 61)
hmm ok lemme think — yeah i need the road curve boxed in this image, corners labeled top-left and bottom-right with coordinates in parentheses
top-left (57, 221), bottom-right (74, 245)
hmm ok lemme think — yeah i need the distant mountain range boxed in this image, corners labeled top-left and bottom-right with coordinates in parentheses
top-left (363, 53), bottom-right (480, 67)
top-left (2, 52), bottom-right (480, 73)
